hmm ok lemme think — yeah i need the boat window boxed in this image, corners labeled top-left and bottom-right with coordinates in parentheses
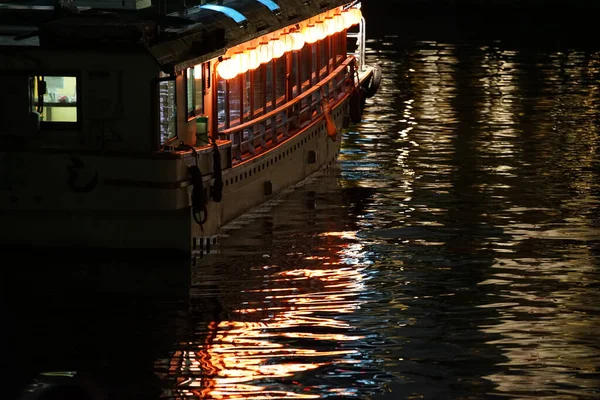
top-left (194, 64), bottom-right (204, 114)
top-left (186, 65), bottom-right (205, 118)
top-left (318, 40), bottom-right (327, 79)
top-left (31, 75), bottom-right (78, 123)
top-left (217, 77), bottom-right (227, 129)
top-left (275, 57), bottom-right (285, 107)
top-left (300, 45), bottom-right (311, 90)
top-left (242, 71), bottom-right (251, 122)
top-left (311, 43), bottom-right (318, 84)
top-left (291, 51), bottom-right (299, 97)
top-left (186, 68), bottom-right (194, 118)
top-left (158, 78), bottom-right (177, 145)
top-left (265, 61), bottom-right (273, 112)
top-left (252, 65), bottom-right (266, 117)
top-left (228, 76), bottom-right (242, 127)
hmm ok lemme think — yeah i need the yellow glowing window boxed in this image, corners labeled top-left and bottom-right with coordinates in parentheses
top-left (31, 75), bottom-right (78, 123)
top-left (186, 64), bottom-right (205, 118)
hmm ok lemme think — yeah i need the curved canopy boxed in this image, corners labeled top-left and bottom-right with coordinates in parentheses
top-left (199, 4), bottom-right (247, 24)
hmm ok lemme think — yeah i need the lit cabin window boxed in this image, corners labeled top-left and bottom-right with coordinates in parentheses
top-left (186, 65), bottom-right (205, 118)
top-left (159, 79), bottom-right (177, 145)
top-left (194, 64), bottom-right (204, 114)
top-left (31, 75), bottom-right (78, 123)
top-left (186, 68), bottom-right (194, 117)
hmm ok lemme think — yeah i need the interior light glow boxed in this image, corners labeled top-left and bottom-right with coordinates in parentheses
top-left (194, 64), bottom-right (202, 79)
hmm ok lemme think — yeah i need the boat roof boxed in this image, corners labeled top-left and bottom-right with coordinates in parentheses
top-left (0, 0), bottom-right (355, 72)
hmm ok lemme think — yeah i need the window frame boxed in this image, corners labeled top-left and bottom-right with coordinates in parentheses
top-left (186, 64), bottom-right (207, 121)
top-left (31, 72), bottom-right (82, 130)
top-left (185, 67), bottom-right (195, 120)
top-left (156, 75), bottom-right (178, 147)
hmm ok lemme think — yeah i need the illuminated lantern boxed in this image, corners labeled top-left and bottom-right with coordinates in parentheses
top-left (217, 59), bottom-right (237, 80)
top-left (247, 47), bottom-right (260, 70)
top-left (302, 24), bottom-right (317, 44)
top-left (342, 9), bottom-right (354, 29)
top-left (314, 21), bottom-right (326, 41)
top-left (333, 13), bottom-right (344, 33)
top-left (350, 8), bottom-right (362, 25)
top-left (257, 41), bottom-right (273, 64)
top-left (271, 36), bottom-right (285, 59)
top-left (324, 17), bottom-right (336, 36)
top-left (193, 64), bottom-right (202, 79)
top-left (229, 52), bottom-right (242, 76)
top-left (291, 31), bottom-right (305, 51)
top-left (281, 33), bottom-right (294, 53)
top-left (237, 51), bottom-right (249, 74)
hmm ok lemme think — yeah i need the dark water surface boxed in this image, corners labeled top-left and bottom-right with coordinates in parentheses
top-left (7, 22), bottom-right (600, 400)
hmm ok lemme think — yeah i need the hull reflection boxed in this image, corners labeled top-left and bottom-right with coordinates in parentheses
top-left (156, 175), bottom-right (387, 399)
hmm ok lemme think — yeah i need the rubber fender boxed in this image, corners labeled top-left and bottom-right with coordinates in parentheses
top-left (365, 64), bottom-right (382, 98)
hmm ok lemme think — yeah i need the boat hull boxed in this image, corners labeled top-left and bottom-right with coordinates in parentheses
top-left (0, 96), bottom-right (348, 254)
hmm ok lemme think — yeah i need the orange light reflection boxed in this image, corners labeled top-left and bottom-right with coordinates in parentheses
top-left (160, 231), bottom-right (369, 399)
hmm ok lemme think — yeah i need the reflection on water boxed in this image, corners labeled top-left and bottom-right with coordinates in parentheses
top-left (156, 227), bottom-right (390, 399)
top-left (340, 38), bottom-right (600, 398)
top-left (8, 32), bottom-right (600, 400)
top-left (162, 38), bottom-right (600, 399)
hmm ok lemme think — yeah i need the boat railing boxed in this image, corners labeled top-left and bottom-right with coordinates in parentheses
top-left (347, 17), bottom-right (366, 72)
top-left (218, 57), bottom-right (355, 164)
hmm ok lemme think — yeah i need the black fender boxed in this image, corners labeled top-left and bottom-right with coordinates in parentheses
top-left (365, 64), bottom-right (382, 98)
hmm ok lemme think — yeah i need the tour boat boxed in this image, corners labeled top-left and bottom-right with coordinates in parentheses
top-left (0, 0), bottom-right (381, 254)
